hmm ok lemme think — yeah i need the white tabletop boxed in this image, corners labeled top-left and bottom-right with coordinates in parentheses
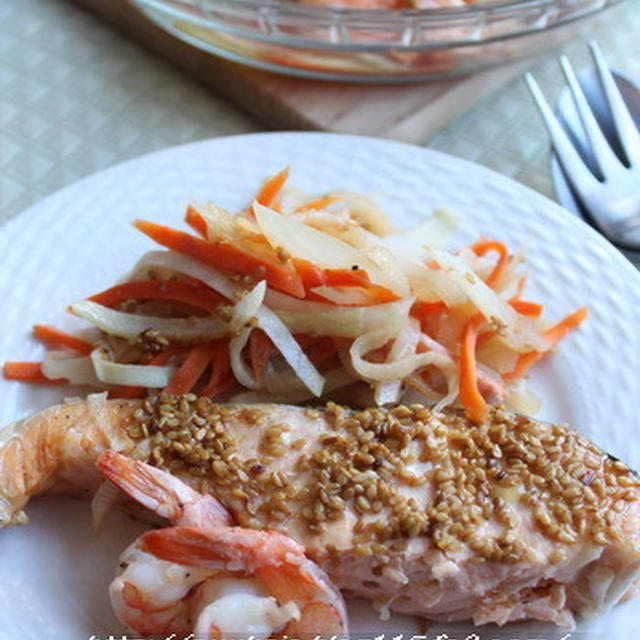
top-left (1, 0), bottom-right (639, 238)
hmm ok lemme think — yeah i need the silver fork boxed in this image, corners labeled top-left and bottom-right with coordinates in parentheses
top-left (525, 42), bottom-right (640, 252)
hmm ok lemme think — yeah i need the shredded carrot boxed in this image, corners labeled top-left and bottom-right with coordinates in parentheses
top-left (146, 347), bottom-right (184, 366)
top-left (185, 205), bottom-right (209, 238)
top-left (3, 361), bottom-right (67, 384)
top-left (293, 260), bottom-right (398, 305)
top-left (250, 330), bottom-right (273, 386)
top-left (324, 269), bottom-right (371, 287)
top-left (472, 240), bottom-right (509, 289)
top-left (295, 196), bottom-right (338, 212)
top-left (459, 314), bottom-right (489, 424)
top-left (504, 307), bottom-right (588, 381)
top-left (133, 220), bottom-right (305, 299)
top-left (89, 280), bottom-right (225, 313)
top-left (165, 343), bottom-right (221, 395)
top-left (293, 258), bottom-right (328, 289)
top-left (32, 325), bottom-right (93, 355)
top-left (508, 299), bottom-right (543, 317)
top-left (411, 300), bottom-right (448, 318)
top-left (544, 307), bottom-right (588, 344)
top-left (201, 345), bottom-right (232, 397)
top-left (256, 167), bottom-right (289, 208)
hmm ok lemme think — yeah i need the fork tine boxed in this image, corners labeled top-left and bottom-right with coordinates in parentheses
top-left (525, 72), bottom-right (599, 192)
top-left (589, 41), bottom-right (640, 167)
top-left (559, 55), bottom-right (621, 180)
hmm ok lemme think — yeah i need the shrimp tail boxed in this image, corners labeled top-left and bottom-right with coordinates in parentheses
top-left (97, 451), bottom-right (233, 528)
top-left (141, 525), bottom-right (247, 570)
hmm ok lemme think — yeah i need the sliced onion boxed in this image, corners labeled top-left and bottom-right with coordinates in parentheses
top-left (374, 318), bottom-right (421, 405)
top-left (253, 202), bottom-right (402, 294)
top-left (71, 300), bottom-right (230, 341)
top-left (273, 297), bottom-right (414, 338)
top-left (387, 207), bottom-right (460, 254)
top-left (229, 328), bottom-right (259, 390)
top-left (91, 480), bottom-right (122, 533)
top-left (133, 250), bottom-right (237, 300)
top-left (350, 327), bottom-right (455, 383)
top-left (256, 306), bottom-right (324, 397)
top-left (90, 348), bottom-right (175, 387)
top-left (427, 249), bottom-right (546, 352)
top-left (310, 286), bottom-right (376, 306)
top-left (229, 280), bottom-right (266, 332)
top-left (133, 252), bottom-right (324, 397)
top-left (193, 201), bottom-right (237, 243)
top-left (41, 351), bottom-right (101, 386)
top-left (326, 190), bottom-right (398, 236)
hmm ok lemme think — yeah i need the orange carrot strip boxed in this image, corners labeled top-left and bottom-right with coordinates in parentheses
top-left (324, 269), bottom-right (371, 287)
top-left (508, 299), bottom-right (543, 317)
top-left (133, 220), bottom-right (305, 299)
top-left (411, 300), bottom-right (448, 317)
top-left (32, 325), bottom-right (93, 355)
top-left (459, 314), bottom-right (489, 424)
top-left (203, 370), bottom-right (236, 399)
top-left (472, 240), bottom-right (509, 290)
top-left (293, 258), bottom-right (328, 290)
top-left (89, 280), bottom-right (225, 313)
top-left (295, 196), bottom-right (339, 212)
top-left (201, 345), bottom-right (232, 397)
top-left (165, 343), bottom-right (219, 395)
top-left (147, 347), bottom-right (184, 366)
top-left (256, 168), bottom-right (289, 208)
top-left (185, 205), bottom-right (209, 238)
top-left (544, 307), bottom-right (588, 344)
top-left (3, 361), bottom-right (67, 384)
top-left (250, 330), bottom-right (273, 386)
top-left (504, 307), bottom-right (588, 382)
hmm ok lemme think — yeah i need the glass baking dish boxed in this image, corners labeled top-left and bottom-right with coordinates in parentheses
top-left (131, 0), bottom-right (625, 81)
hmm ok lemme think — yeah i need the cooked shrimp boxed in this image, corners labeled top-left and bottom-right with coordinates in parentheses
top-left (140, 525), bottom-right (349, 638)
top-left (97, 451), bottom-right (348, 638)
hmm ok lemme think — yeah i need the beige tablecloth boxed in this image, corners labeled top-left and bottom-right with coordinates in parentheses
top-left (1, 0), bottom-right (639, 239)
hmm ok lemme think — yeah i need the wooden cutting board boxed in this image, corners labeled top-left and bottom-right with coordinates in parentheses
top-left (71, 0), bottom-right (532, 143)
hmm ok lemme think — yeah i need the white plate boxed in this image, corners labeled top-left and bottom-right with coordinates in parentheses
top-left (0, 133), bottom-right (638, 639)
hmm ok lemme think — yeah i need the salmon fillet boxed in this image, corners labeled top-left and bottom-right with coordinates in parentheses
top-left (0, 393), bottom-right (638, 629)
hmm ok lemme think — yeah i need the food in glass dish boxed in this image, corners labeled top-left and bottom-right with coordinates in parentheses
top-left (3, 169), bottom-right (587, 424)
top-left (0, 396), bottom-right (638, 631)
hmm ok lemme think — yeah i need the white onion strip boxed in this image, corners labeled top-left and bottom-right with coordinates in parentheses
top-left (91, 480), bottom-right (122, 533)
top-left (71, 300), bottom-right (229, 341)
top-left (133, 251), bottom-right (324, 397)
top-left (133, 250), bottom-right (237, 300)
top-left (229, 328), bottom-right (259, 390)
top-left (374, 318), bottom-right (421, 405)
top-left (229, 281), bottom-right (266, 332)
top-left (272, 297), bottom-right (414, 339)
top-left (90, 348), bottom-right (175, 387)
top-left (350, 328), bottom-right (455, 382)
top-left (254, 202), bottom-right (403, 295)
top-left (41, 351), bottom-right (101, 386)
top-left (427, 249), bottom-right (546, 352)
top-left (256, 306), bottom-right (324, 397)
